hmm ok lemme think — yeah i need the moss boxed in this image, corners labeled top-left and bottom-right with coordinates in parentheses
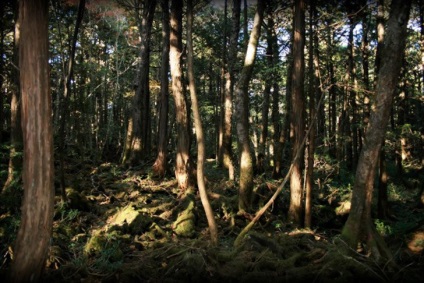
top-left (172, 194), bottom-right (196, 237)
top-left (84, 230), bottom-right (106, 256)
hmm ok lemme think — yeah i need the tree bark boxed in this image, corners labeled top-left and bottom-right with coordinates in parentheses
top-left (288, 0), bottom-right (306, 226)
top-left (170, 0), bottom-right (191, 190)
top-left (187, 0), bottom-right (218, 245)
top-left (341, 0), bottom-right (411, 261)
top-left (326, 20), bottom-right (337, 159)
top-left (305, 1), bottom-right (316, 229)
top-left (8, 0), bottom-right (54, 281)
top-left (124, 0), bottom-right (157, 165)
top-left (234, 0), bottom-right (265, 213)
top-left (152, 0), bottom-right (170, 178)
top-left (270, 16), bottom-right (282, 178)
top-left (222, 0), bottom-right (241, 180)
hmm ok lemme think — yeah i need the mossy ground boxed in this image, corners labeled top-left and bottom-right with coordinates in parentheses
top-left (0, 157), bottom-right (423, 282)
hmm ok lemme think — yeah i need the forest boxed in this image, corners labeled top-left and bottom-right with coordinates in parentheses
top-left (0, 0), bottom-right (423, 282)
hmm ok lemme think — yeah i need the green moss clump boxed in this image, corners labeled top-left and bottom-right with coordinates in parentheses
top-left (172, 194), bottom-right (196, 237)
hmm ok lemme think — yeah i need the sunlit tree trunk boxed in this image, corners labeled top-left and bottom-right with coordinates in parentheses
top-left (170, 0), bottom-right (191, 190)
top-left (222, 0), bottom-right (240, 181)
top-left (288, 0), bottom-right (305, 226)
top-left (8, 0), bottom-right (54, 281)
top-left (152, 0), bottom-right (170, 178)
top-left (187, 0), bottom-right (218, 245)
top-left (235, 0), bottom-right (265, 213)
top-left (341, 0), bottom-right (411, 261)
top-left (3, 1), bottom-right (22, 193)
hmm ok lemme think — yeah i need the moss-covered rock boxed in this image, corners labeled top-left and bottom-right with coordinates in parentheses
top-left (172, 194), bottom-right (196, 237)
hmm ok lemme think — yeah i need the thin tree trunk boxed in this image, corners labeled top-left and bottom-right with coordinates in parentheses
top-left (235, 0), bottom-right (265, 213)
top-left (217, 0), bottom-right (228, 168)
top-left (58, 0), bottom-right (85, 202)
top-left (288, 0), bottom-right (306, 226)
top-left (378, 141), bottom-right (389, 219)
top-left (361, 8), bottom-right (370, 150)
top-left (341, 0), bottom-right (411, 261)
top-left (170, 0), bottom-right (191, 190)
top-left (271, 20), bottom-right (282, 178)
top-left (305, 1), bottom-right (316, 229)
top-left (153, 0), bottom-right (170, 178)
top-left (9, 0), bottom-right (54, 281)
top-left (187, 0), bottom-right (218, 245)
top-left (258, 83), bottom-right (270, 172)
top-left (326, 21), bottom-right (337, 159)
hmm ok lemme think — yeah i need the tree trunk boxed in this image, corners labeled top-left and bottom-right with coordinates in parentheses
top-left (341, 0), bottom-right (411, 261)
top-left (126, 0), bottom-right (157, 165)
top-left (326, 20), bottom-right (337, 159)
top-left (361, 8), bottom-right (370, 142)
top-left (234, 0), bottom-right (265, 213)
top-left (305, 1), bottom-right (316, 229)
top-left (288, 0), bottom-right (305, 226)
top-left (187, 0), bottom-right (218, 245)
top-left (217, 0), bottom-right (228, 168)
top-left (8, 0), bottom-right (54, 281)
top-left (271, 20), bottom-right (282, 178)
top-left (378, 141), bottom-right (389, 219)
top-left (58, 0), bottom-right (85, 202)
top-left (152, 0), bottom-right (170, 178)
top-left (222, 0), bottom-right (241, 181)
top-left (170, 0), bottom-right (191, 190)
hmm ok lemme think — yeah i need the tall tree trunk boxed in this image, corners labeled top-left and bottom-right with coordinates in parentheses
top-left (305, 1), bottom-right (316, 229)
top-left (270, 11), bottom-right (282, 178)
top-left (8, 0), bottom-right (54, 281)
top-left (58, 0), bottom-right (85, 202)
top-left (222, 0), bottom-right (241, 180)
top-left (3, 0), bottom-right (22, 193)
top-left (361, 8), bottom-right (370, 150)
top-left (288, 0), bottom-right (305, 226)
top-left (375, 0), bottom-right (390, 220)
top-left (234, 0), bottom-right (265, 213)
top-left (341, 0), bottom-right (411, 261)
top-left (187, 0), bottom-right (218, 245)
top-left (152, 0), bottom-right (170, 178)
top-left (314, 19), bottom-right (325, 149)
top-left (258, 78), bottom-right (271, 172)
top-left (125, 0), bottom-right (157, 165)
top-left (217, 0), bottom-right (228, 167)
top-left (326, 24), bottom-right (337, 159)
top-left (170, 0), bottom-right (191, 190)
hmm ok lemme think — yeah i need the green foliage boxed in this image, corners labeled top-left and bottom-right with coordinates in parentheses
top-left (374, 219), bottom-right (393, 237)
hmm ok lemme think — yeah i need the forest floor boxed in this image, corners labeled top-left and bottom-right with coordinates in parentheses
top-left (0, 155), bottom-right (423, 282)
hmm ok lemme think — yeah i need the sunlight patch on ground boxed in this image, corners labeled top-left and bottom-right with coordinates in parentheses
top-left (407, 229), bottom-right (424, 254)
